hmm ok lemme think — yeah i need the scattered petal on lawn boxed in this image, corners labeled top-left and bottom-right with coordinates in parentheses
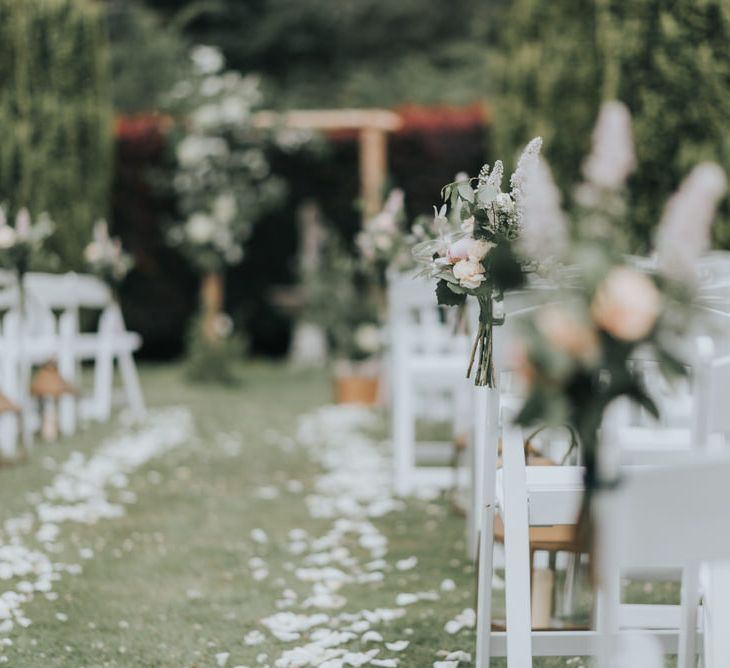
top-left (251, 529), bottom-right (269, 544)
top-left (385, 641), bottom-right (409, 652)
top-left (440, 579), bottom-right (456, 592)
top-left (361, 631), bottom-right (383, 643)
top-left (215, 652), bottom-right (230, 667)
top-left (55, 613), bottom-right (68, 622)
top-left (395, 557), bottom-right (417, 571)
top-left (244, 630), bottom-right (265, 646)
top-left (433, 662), bottom-right (458, 668)
top-left (371, 661), bottom-right (398, 667)
top-left (444, 609), bottom-right (476, 635)
top-left (445, 650), bottom-right (471, 662)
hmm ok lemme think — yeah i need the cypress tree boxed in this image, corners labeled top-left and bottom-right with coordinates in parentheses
top-left (0, 0), bottom-right (113, 268)
top-left (490, 0), bottom-right (730, 249)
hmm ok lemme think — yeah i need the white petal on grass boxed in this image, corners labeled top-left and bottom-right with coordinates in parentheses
top-left (361, 631), bottom-right (384, 643)
top-left (385, 641), bottom-right (409, 652)
top-left (251, 528), bottom-right (269, 544)
top-left (244, 630), bottom-right (265, 646)
top-left (440, 579), bottom-right (456, 592)
top-left (215, 652), bottom-right (230, 667)
top-left (395, 557), bottom-right (417, 571)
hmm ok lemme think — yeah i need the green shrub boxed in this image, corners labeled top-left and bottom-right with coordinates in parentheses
top-left (490, 0), bottom-right (730, 249)
top-left (0, 0), bottom-right (113, 269)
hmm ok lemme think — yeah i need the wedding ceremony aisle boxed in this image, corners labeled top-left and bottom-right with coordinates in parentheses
top-left (0, 363), bottom-right (489, 668)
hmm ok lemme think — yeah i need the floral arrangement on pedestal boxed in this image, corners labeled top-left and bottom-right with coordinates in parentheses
top-left (84, 220), bottom-right (133, 289)
top-left (412, 139), bottom-right (543, 386)
top-left (164, 45), bottom-right (286, 381)
top-left (356, 189), bottom-right (407, 276)
top-left (303, 234), bottom-right (383, 404)
top-left (512, 101), bottom-right (728, 499)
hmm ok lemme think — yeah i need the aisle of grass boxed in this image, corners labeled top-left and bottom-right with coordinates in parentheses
top-left (1, 363), bottom-right (477, 667)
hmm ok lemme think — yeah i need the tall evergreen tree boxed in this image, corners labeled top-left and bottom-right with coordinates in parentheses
top-left (490, 0), bottom-right (730, 248)
top-left (0, 0), bottom-right (113, 268)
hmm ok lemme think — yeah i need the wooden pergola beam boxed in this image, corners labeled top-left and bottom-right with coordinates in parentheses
top-left (253, 108), bottom-right (402, 132)
top-left (254, 109), bottom-right (402, 221)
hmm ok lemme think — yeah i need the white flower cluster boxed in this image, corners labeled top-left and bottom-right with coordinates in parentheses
top-left (168, 45), bottom-right (279, 271)
top-left (356, 189), bottom-right (405, 264)
top-left (169, 192), bottom-right (243, 265)
top-left (0, 207), bottom-right (53, 254)
top-left (414, 138), bottom-right (542, 294)
top-left (582, 100), bottom-right (636, 190)
top-left (655, 163), bottom-right (728, 280)
top-left (84, 220), bottom-right (133, 285)
top-left (518, 157), bottom-right (569, 262)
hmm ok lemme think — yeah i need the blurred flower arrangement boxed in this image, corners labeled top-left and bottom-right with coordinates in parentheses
top-left (0, 206), bottom-right (54, 279)
top-left (356, 189), bottom-right (407, 275)
top-left (303, 234), bottom-right (383, 370)
top-left (512, 101), bottom-right (728, 496)
top-left (163, 44), bottom-right (288, 380)
top-left (166, 45), bottom-right (285, 273)
top-left (413, 139), bottom-right (543, 386)
top-left (84, 220), bottom-right (133, 288)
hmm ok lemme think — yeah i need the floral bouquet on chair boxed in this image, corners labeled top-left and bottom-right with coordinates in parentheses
top-left (0, 206), bottom-right (54, 278)
top-left (412, 138), bottom-right (542, 386)
top-left (84, 220), bottom-right (133, 289)
top-left (512, 101), bottom-right (728, 499)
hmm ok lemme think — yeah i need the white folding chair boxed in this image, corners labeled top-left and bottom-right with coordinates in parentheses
top-left (69, 274), bottom-right (145, 421)
top-left (387, 270), bottom-right (472, 496)
top-left (597, 453), bottom-right (730, 668)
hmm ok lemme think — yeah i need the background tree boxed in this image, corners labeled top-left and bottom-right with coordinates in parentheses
top-left (0, 0), bottom-right (113, 269)
top-left (489, 0), bottom-right (730, 249)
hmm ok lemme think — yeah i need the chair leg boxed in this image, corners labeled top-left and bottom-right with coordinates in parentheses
top-left (503, 493), bottom-right (533, 666)
top-left (118, 352), bottom-right (146, 418)
top-left (677, 565), bottom-right (700, 668)
top-left (476, 502), bottom-right (495, 668)
top-left (392, 375), bottom-right (415, 497)
top-left (560, 552), bottom-right (581, 618)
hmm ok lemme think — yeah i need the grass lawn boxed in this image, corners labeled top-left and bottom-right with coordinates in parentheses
top-left (0, 362), bottom-right (676, 667)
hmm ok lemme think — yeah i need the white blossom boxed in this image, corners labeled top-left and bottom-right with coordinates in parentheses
top-left (510, 137), bottom-right (543, 212)
top-left (655, 162), bottom-right (727, 280)
top-left (191, 45), bottom-right (224, 75)
top-left (517, 156), bottom-right (569, 261)
top-left (486, 160), bottom-right (504, 190)
top-left (582, 101), bottom-right (636, 190)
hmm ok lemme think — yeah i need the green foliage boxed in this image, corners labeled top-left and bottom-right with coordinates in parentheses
top-left (106, 1), bottom-right (191, 113)
top-left (143, 0), bottom-right (491, 107)
top-left (184, 312), bottom-right (245, 384)
top-left (490, 0), bottom-right (730, 249)
top-left (0, 0), bottom-right (113, 269)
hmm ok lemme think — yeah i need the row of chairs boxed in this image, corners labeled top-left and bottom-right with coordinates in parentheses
top-left (0, 271), bottom-right (145, 456)
top-left (386, 263), bottom-right (730, 667)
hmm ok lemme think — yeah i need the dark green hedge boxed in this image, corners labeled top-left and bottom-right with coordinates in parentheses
top-left (0, 0), bottom-right (113, 268)
top-left (490, 0), bottom-right (730, 249)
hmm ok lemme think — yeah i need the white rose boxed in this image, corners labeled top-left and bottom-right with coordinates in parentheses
top-left (452, 259), bottom-right (486, 289)
top-left (591, 267), bottom-right (661, 341)
top-left (354, 324), bottom-right (382, 355)
top-left (213, 193), bottom-right (237, 225)
top-left (191, 46), bottom-right (224, 75)
top-left (186, 214), bottom-right (215, 244)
